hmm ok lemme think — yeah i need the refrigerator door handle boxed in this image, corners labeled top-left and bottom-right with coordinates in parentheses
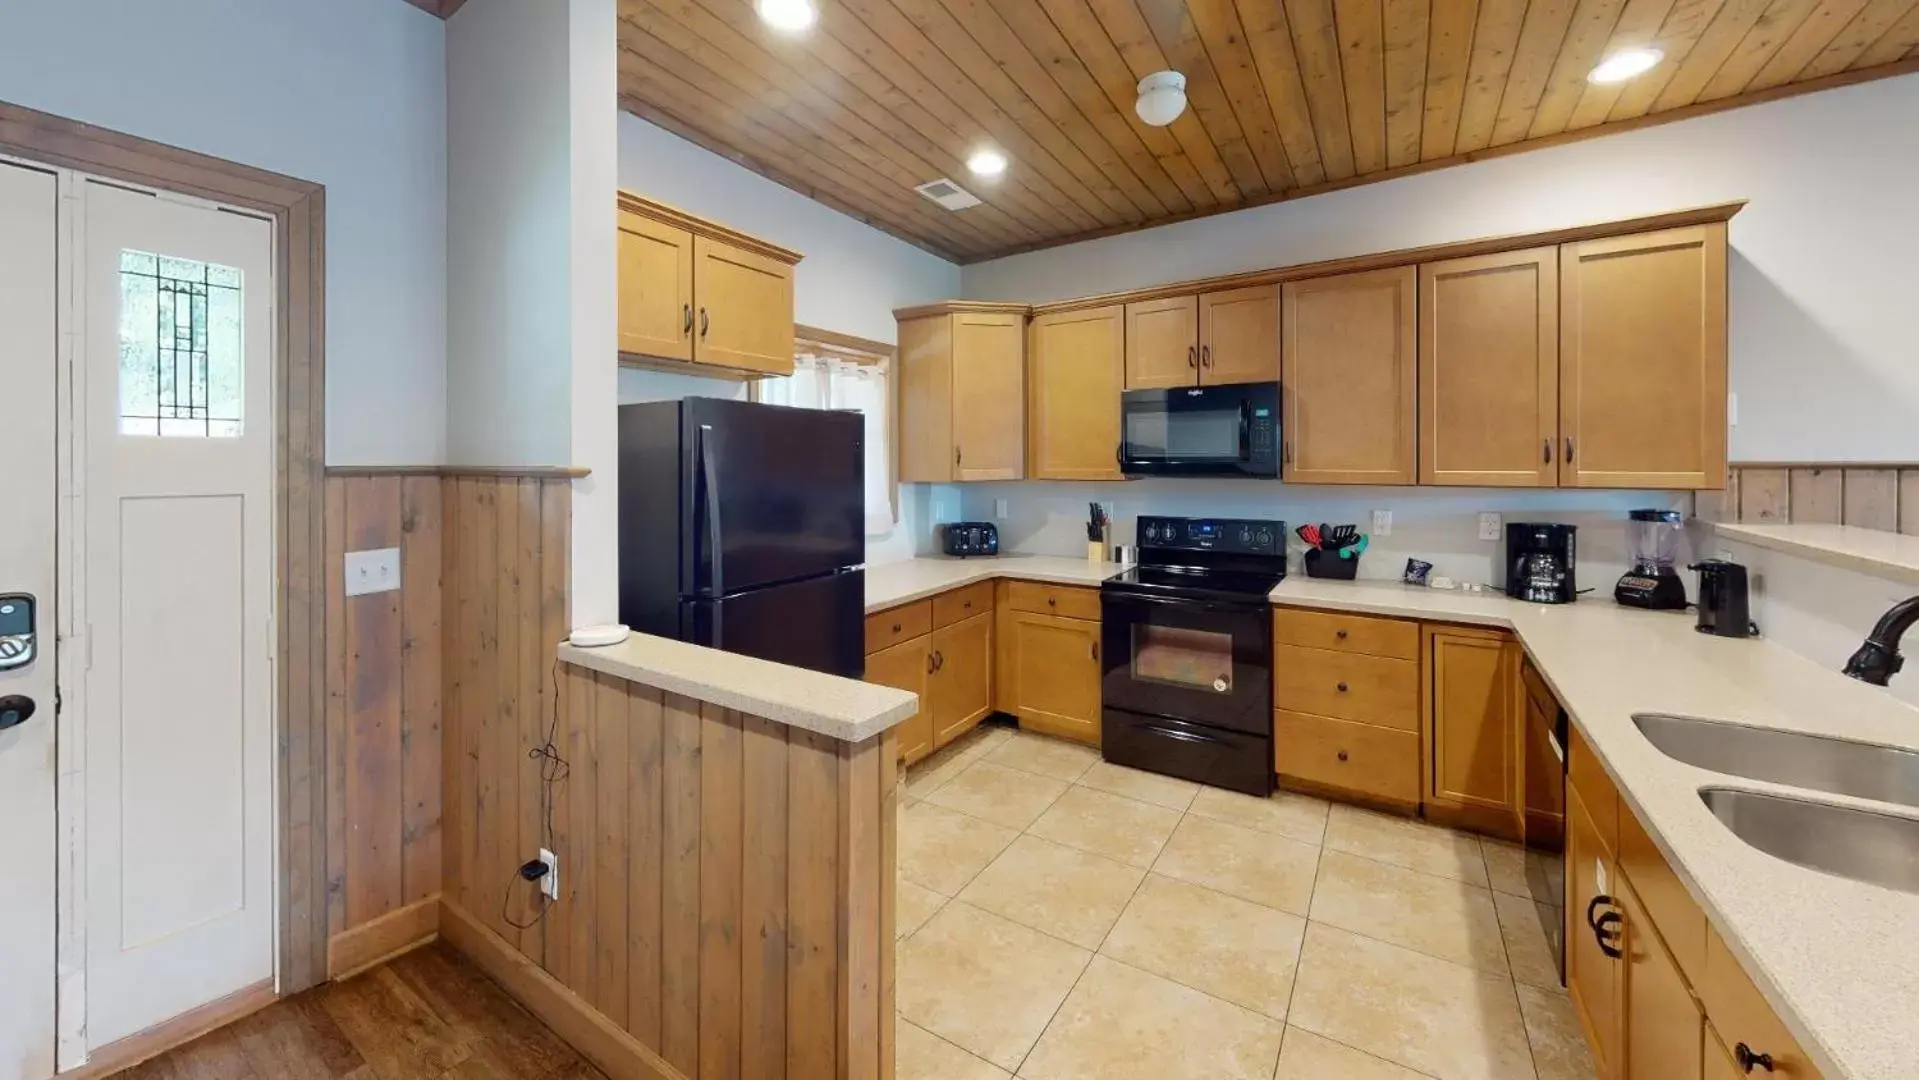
top-left (697, 423), bottom-right (724, 598)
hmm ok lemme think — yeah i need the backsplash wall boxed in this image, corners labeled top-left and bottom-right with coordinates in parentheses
top-left (952, 480), bottom-right (1693, 592)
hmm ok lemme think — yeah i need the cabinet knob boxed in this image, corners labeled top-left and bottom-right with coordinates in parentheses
top-left (1048, 597), bottom-right (1057, 607)
top-left (1734, 1044), bottom-right (1775, 1074)
top-left (1336, 681), bottom-right (1349, 693)
top-left (1334, 629), bottom-right (1348, 640)
top-left (1336, 749), bottom-right (1349, 763)
top-left (964, 600), bottom-right (973, 610)
top-left (891, 622), bottom-right (902, 633)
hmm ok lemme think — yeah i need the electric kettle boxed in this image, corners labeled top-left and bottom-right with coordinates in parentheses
top-left (1691, 560), bottom-right (1758, 638)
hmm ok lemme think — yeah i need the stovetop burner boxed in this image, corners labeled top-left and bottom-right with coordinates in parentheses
top-left (1101, 514), bottom-right (1288, 604)
top-left (1104, 564), bottom-right (1285, 604)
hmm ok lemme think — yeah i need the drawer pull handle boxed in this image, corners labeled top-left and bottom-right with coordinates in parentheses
top-left (1048, 597), bottom-right (1057, 607)
top-left (1734, 1044), bottom-right (1775, 1073)
top-left (1336, 749), bottom-right (1349, 763)
top-left (1335, 629), bottom-right (1348, 640)
top-left (892, 622), bottom-right (902, 633)
top-left (925, 652), bottom-right (935, 674)
top-left (964, 601), bottom-right (972, 609)
top-left (1336, 682), bottom-right (1349, 693)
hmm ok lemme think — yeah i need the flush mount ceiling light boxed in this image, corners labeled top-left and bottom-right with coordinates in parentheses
top-left (967, 148), bottom-right (1008, 178)
top-left (1135, 71), bottom-right (1188, 127)
top-left (1588, 47), bottom-right (1663, 84)
top-left (756, 0), bottom-right (817, 33)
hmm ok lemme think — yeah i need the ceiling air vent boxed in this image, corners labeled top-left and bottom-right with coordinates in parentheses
top-left (915, 178), bottom-right (983, 210)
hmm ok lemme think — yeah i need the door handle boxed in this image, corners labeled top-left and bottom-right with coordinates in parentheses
top-left (1564, 436), bottom-right (1575, 463)
top-left (1734, 1043), bottom-right (1776, 1073)
top-left (1201, 344), bottom-right (1212, 368)
top-left (699, 307), bottom-right (710, 338)
top-left (932, 650), bottom-right (944, 672)
top-left (0, 694), bottom-right (35, 733)
top-left (683, 303), bottom-right (693, 336)
top-left (1543, 438), bottom-right (1552, 464)
top-left (925, 652), bottom-right (935, 675)
top-left (1091, 641), bottom-right (1099, 662)
top-left (1594, 909), bottom-right (1623, 958)
top-left (696, 425), bottom-right (724, 598)
top-left (1187, 345), bottom-right (1196, 369)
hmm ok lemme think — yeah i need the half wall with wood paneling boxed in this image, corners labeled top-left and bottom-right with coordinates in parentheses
top-left (1700, 464), bottom-right (1919, 533)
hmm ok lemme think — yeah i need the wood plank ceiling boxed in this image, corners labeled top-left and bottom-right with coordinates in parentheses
top-left (616, 0), bottom-right (1919, 262)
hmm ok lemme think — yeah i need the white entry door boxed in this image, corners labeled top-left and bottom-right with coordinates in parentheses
top-left (81, 182), bottom-right (276, 1047)
top-left (0, 161), bottom-right (58, 1080)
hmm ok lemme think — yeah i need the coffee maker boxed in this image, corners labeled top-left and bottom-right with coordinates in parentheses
top-left (1693, 560), bottom-right (1759, 637)
top-left (1615, 509), bottom-right (1688, 610)
top-left (1506, 523), bottom-right (1577, 604)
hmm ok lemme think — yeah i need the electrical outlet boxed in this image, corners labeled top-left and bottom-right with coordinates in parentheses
top-left (538, 848), bottom-right (559, 900)
top-left (343, 547), bottom-right (402, 597)
top-left (995, 498), bottom-right (1009, 521)
top-left (1478, 512), bottom-right (1502, 542)
top-left (1728, 392), bottom-right (1738, 427)
top-left (1371, 509), bottom-right (1392, 537)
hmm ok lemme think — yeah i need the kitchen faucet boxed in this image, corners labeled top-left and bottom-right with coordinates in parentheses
top-left (1842, 596), bottom-right (1919, 686)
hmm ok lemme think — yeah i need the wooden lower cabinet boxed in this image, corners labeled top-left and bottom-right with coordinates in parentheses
top-left (1424, 626), bottom-right (1523, 835)
top-left (865, 635), bottom-right (933, 765)
top-left (930, 610), bottom-right (994, 748)
top-left (1272, 710), bottom-right (1419, 806)
top-left (1568, 784), bottom-right (1621, 1080)
top-left (1618, 876), bottom-right (1702, 1080)
top-left (1006, 611), bottom-right (1102, 745)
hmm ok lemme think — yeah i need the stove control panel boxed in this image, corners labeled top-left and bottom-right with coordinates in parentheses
top-left (1138, 516), bottom-right (1283, 554)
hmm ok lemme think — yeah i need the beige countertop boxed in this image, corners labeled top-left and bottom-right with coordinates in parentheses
top-left (557, 634), bottom-right (917, 744)
top-left (1267, 577), bottom-right (1919, 1080)
top-left (864, 554), bottom-right (1125, 612)
top-left (1715, 520), bottom-right (1919, 587)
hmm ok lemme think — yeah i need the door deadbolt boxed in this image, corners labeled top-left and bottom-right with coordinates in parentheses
top-left (0, 695), bottom-right (34, 733)
top-left (0, 593), bottom-right (36, 671)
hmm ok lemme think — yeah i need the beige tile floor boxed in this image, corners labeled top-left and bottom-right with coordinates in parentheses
top-left (894, 723), bottom-right (1596, 1080)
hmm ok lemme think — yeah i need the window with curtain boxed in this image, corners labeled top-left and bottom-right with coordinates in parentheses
top-left (756, 348), bottom-right (895, 536)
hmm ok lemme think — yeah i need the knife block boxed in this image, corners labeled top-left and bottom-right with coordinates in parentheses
top-left (1303, 548), bottom-right (1360, 580)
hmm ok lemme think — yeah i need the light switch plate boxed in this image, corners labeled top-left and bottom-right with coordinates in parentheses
top-left (1478, 512), bottom-right (1502, 542)
top-left (1595, 858), bottom-right (1609, 896)
top-left (1372, 509), bottom-right (1392, 537)
top-left (995, 498), bottom-right (1009, 521)
top-left (344, 547), bottom-right (402, 597)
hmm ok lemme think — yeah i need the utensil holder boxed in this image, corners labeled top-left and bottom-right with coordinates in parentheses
top-left (1304, 548), bottom-right (1360, 580)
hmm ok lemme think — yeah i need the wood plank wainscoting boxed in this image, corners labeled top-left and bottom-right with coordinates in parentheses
top-left (1700, 463), bottom-right (1919, 533)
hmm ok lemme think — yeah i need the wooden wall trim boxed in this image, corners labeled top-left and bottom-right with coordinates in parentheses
top-left (890, 300), bottom-right (1034, 321)
top-left (619, 189), bottom-right (803, 265)
top-left (1019, 202), bottom-right (1746, 315)
top-left (58, 979), bottom-right (279, 1080)
top-left (326, 894), bottom-right (441, 981)
top-left (0, 96), bottom-right (331, 994)
top-left (1701, 464), bottom-right (1919, 535)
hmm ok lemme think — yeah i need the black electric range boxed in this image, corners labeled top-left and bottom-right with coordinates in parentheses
top-left (1100, 516), bottom-right (1285, 795)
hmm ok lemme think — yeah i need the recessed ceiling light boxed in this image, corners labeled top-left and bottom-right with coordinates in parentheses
top-left (1588, 48), bottom-right (1663, 84)
top-left (756, 0), bottom-right (816, 33)
top-left (967, 148), bottom-right (1008, 178)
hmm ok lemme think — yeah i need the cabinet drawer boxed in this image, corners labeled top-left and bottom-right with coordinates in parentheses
top-left (1700, 928), bottom-right (1825, 1080)
top-left (865, 601), bottom-right (932, 655)
top-left (1619, 806), bottom-right (1706, 987)
top-left (1274, 710), bottom-right (1420, 804)
top-left (1569, 725), bottom-right (1620, 855)
top-left (1005, 579), bottom-right (1102, 621)
top-left (1271, 644), bottom-right (1419, 730)
top-left (1272, 607), bottom-right (1419, 660)
top-left (933, 581), bottom-right (995, 627)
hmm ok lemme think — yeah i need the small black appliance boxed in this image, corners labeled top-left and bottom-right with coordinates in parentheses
top-left (1692, 560), bottom-right (1759, 638)
top-left (941, 522), bottom-right (999, 557)
top-left (1506, 523), bottom-right (1578, 604)
top-left (1615, 509), bottom-right (1689, 610)
top-left (1119, 381), bottom-right (1279, 478)
top-left (1101, 516), bottom-right (1286, 795)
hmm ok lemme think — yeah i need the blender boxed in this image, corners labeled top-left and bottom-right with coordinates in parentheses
top-left (1615, 509), bottom-right (1688, 610)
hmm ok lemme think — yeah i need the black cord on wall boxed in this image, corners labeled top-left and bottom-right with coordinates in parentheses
top-left (501, 658), bottom-right (570, 931)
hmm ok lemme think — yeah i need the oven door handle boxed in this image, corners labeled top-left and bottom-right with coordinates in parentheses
top-left (1141, 723), bottom-right (1232, 747)
top-left (1238, 399), bottom-right (1252, 462)
top-left (1107, 592), bottom-right (1263, 617)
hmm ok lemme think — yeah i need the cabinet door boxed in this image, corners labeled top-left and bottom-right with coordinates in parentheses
top-left (1125, 295), bottom-right (1199, 389)
top-left (1419, 248), bottom-right (1559, 487)
top-left (617, 211), bottom-right (694, 362)
top-left (1029, 305), bottom-right (1124, 480)
top-left (1703, 1024), bottom-right (1746, 1080)
top-left (1560, 224), bottom-right (1728, 489)
top-left (1568, 786), bottom-right (1622, 1080)
top-left (1198, 284), bottom-right (1280, 384)
top-left (1425, 627), bottom-right (1519, 824)
top-left (898, 314), bottom-right (954, 483)
top-left (952, 312), bottom-right (1025, 481)
top-left (1282, 267), bottom-right (1417, 484)
top-left (931, 611), bottom-right (994, 748)
top-left (866, 636), bottom-right (934, 766)
top-left (692, 235), bottom-right (795, 376)
top-left (1010, 613), bottom-right (1102, 745)
top-left (1618, 877), bottom-right (1702, 1080)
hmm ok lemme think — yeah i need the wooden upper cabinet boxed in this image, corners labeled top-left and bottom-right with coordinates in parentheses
top-left (1125, 295), bottom-right (1199, 389)
top-left (617, 209), bottom-right (694, 362)
top-left (1029, 305), bottom-right (1124, 480)
top-left (616, 193), bottom-right (801, 378)
top-left (1282, 266), bottom-right (1417, 484)
top-left (693, 235), bottom-right (795, 376)
top-left (1198, 285), bottom-right (1280, 384)
top-left (1424, 626), bottom-right (1521, 831)
top-left (896, 304), bottom-right (1026, 483)
top-left (1420, 248), bottom-right (1559, 487)
top-left (1560, 223), bottom-right (1728, 489)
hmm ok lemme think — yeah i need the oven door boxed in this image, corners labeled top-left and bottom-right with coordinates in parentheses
top-left (1101, 591), bottom-right (1272, 735)
top-left (1120, 382), bottom-right (1279, 477)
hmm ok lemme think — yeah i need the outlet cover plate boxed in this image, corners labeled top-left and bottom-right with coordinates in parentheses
top-left (539, 848), bottom-right (559, 899)
top-left (1372, 510), bottom-right (1392, 537)
top-left (1478, 512), bottom-right (1502, 542)
top-left (344, 547), bottom-right (402, 597)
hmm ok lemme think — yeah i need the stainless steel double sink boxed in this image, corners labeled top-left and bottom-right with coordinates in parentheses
top-left (1632, 714), bottom-right (1919, 894)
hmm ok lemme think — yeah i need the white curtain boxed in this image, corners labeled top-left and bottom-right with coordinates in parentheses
top-left (759, 354), bottom-right (895, 536)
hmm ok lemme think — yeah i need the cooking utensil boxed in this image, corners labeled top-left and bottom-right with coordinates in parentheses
top-left (1298, 524), bottom-right (1321, 547)
top-left (1339, 536), bottom-right (1370, 559)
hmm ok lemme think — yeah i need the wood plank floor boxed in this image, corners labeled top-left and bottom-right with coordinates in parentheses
top-left (112, 942), bottom-right (606, 1080)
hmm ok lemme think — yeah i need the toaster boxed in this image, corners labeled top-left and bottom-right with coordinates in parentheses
top-left (941, 522), bottom-right (999, 558)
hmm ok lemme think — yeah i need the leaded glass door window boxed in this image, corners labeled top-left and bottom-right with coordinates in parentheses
top-left (118, 250), bottom-right (243, 437)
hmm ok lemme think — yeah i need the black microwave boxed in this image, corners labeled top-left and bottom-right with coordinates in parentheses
top-left (1119, 382), bottom-right (1280, 478)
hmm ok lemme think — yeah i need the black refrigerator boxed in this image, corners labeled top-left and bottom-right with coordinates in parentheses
top-left (618, 397), bottom-right (866, 678)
